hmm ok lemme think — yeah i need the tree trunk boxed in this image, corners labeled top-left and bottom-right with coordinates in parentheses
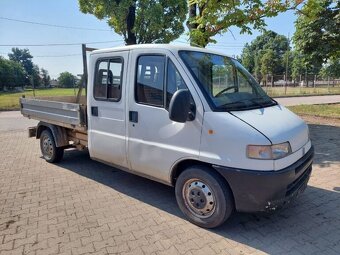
top-left (187, 4), bottom-right (197, 31)
top-left (271, 75), bottom-right (274, 87)
top-left (187, 4), bottom-right (198, 47)
top-left (126, 3), bottom-right (137, 45)
top-left (187, 4), bottom-right (208, 47)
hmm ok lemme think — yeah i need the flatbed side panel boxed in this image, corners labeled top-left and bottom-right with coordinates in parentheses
top-left (33, 96), bottom-right (87, 104)
top-left (20, 98), bottom-right (86, 128)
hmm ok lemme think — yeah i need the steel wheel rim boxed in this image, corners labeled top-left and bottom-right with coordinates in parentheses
top-left (42, 135), bottom-right (53, 160)
top-left (182, 179), bottom-right (216, 218)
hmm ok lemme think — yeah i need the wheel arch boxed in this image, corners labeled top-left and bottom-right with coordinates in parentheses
top-left (171, 159), bottom-right (235, 201)
top-left (36, 122), bottom-right (68, 147)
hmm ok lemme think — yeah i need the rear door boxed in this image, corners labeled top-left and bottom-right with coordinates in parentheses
top-left (88, 51), bottom-right (129, 168)
top-left (127, 49), bottom-right (203, 183)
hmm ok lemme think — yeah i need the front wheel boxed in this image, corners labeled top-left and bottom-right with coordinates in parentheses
top-left (175, 166), bottom-right (234, 228)
top-left (40, 129), bottom-right (64, 163)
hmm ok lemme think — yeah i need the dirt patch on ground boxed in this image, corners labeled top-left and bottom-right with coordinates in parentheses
top-left (300, 114), bottom-right (340, 127)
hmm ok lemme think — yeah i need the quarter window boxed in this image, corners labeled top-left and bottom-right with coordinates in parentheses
top-left (136, 55), bottom-right (165, 107)
top-left (166, 59), bottom-right (188, 108)
top-left (94, 58), bottom-right (123, 101)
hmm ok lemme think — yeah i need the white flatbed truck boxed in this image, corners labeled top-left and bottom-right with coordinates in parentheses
top-left (21, 44), bottom-right (314, 228)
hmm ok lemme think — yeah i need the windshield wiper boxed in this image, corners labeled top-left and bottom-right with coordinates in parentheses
top-left (217, 101), bottom-right (248, 109)
top-left (217, 97), bottom-right (276, 111)
top-left (250, 98), bottom-right (277, 108)
top-left (247, 98), bottom-right (266, 108)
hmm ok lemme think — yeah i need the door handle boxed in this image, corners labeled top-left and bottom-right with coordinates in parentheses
top-left (91, 106), bottom-right (98, 116)
top-left (129, 111), bottom-right (138, 123)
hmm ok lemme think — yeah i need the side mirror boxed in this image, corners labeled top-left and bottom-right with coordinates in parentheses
top-left (169, 89), bottom-right (191, 123)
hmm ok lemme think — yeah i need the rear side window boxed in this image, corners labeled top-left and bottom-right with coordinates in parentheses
top-left (94, 58), bottom-right (123, 101)
top-left (136, 55), bottom-right (165, 107)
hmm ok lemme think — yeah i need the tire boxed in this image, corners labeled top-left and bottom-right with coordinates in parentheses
top-left (175, 166), bottom-right (234, 228)
top-left (40, 129), bottom-right (64, 163)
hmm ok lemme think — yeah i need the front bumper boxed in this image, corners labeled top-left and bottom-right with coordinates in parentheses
top-left (213, 146), bottom-right (314, 212)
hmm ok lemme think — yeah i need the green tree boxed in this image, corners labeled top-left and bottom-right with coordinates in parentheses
top-left (58, 72), bottom-right (76, 88)
top-left (260, 49), bottom-right (277, 85)
top-left (282, 50), bottom-right (294, 83)
top-left (31, 64), bottom-right (42, 88)
top-left (240, 44), bottom-right (254, 72)
top-left (79, 0), bottom-right (187, 45)
top-left (187, 0), bottom-right (303, 47)
top-left (319, 58), bottom-right (340, 79)
top-left (240, 31), bottom-right (290, 80)
top-left (8, 48), bottom-right (34, 84)
top-left (293, 0), bottom-right (340, 67)
top-left (291, 51), bottom-right (306, 82)
top-left (0, 57), bottom-right (26, 90)
top-left (253, 51), bottom-right (263, 82)
top-left (41, 68), bottom-right (51, 88)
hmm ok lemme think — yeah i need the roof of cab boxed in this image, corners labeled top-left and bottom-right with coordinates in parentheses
top-left (90, 43), bottom-right (232, 58)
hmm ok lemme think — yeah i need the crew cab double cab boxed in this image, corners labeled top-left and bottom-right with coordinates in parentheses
top-left (21, 44), bottom-right (314, 228)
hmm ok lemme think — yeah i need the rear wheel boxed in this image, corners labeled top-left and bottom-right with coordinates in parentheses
top-left (40, 129), bottom-right (64, 163)
top-left (175, 166), bottom-right (234, 228)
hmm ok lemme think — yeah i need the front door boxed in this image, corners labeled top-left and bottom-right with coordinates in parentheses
top-left (88, 51), bottom-right (129, 168)
top-left (127, 50), bottom-right (203, 183)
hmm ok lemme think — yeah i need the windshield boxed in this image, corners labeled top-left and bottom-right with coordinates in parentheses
top-left (179, 51), bottom-right (277, 111)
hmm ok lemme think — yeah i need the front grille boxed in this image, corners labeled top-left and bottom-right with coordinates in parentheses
top-left (295, 151), bottom-right (313, 174)
top-left (286, 165), bottom-right (312, 197)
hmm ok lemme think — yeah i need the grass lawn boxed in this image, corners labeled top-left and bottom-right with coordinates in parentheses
top-left (288, 104), bottom-right (340, 119)
top-left (265, 86), bottom-right (340, 97)
top-left (1, 87), bottom-right (340, 113)
top-left (0, 88), bottom-right (77, 110)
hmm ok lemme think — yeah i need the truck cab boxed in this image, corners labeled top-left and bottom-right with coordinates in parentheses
top-left (21, 44), bottom-right (313, 228)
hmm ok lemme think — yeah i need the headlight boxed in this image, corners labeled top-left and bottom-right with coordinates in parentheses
top-left (247, 142), bottom-right (291, 160)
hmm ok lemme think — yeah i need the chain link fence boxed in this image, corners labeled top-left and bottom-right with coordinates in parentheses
top-left (260, 74), bottom-right (340, 97)
top-left (212, 74), bottom-right (340, 97)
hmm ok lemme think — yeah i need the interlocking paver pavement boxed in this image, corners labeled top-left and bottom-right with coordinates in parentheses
top-left (0, 122), bottom-right (339, 255)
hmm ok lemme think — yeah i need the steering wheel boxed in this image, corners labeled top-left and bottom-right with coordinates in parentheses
top-left (215, 86), bottom-right (238, 97)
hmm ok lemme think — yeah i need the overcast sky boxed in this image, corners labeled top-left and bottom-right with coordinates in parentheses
top-left (0, 0), bottom-right (297, 79)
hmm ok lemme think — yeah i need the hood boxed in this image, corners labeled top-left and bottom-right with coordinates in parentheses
top-left (231, 105), bottom-right (309, 152)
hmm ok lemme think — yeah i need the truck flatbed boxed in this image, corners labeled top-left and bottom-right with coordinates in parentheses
top-left (20, 96), bottom-right (87, 132)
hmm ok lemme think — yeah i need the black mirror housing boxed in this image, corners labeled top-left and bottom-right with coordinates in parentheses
top-left (169, 89), bottom-right (191, 123)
